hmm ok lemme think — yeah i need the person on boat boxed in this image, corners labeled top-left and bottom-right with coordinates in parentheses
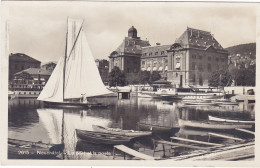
top-left (81, 93), bottom-right (88, 103)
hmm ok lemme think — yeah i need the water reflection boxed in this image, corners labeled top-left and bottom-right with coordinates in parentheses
top-left (8, 97), bottom-right (255, 160)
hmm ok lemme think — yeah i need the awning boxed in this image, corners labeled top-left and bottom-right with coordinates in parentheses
top-left (164, 66), bottom-right (168, 71)
top-left (176, 63), bottom-right (181, 69)
top-left (158, 67), bottom-right (163, 71)
top-left (33, 78), bottom-right (38, 80)
top-left (153, 67), bottom-right (157, 71)
top-left (40, 78), bottom-right (45, 81)
top-left (141, 67), bottom-right (146, 71)
top-left (147, 67), bottom-right (151, 71)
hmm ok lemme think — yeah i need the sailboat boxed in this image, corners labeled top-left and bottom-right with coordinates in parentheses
top-left (37, 18), bottom-right (112, 108)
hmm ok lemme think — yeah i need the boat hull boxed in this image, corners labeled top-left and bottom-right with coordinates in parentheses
top-left (208, 115), bottom-right (255, 124)
top-left (137, 122), bottom-right (174, 132)
top-left (178, 119), bottom-right (252, 130)
top-left (92, 125), bottom-right (152, 137)
top-left (76, 129), bottom-right (133, 145)
top-left (44, 101), bottom-right (109, 109)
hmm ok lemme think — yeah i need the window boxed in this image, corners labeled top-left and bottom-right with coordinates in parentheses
top-left (176, 63), bottom-right (181, 69)
top-left (149, 53), bottom-right (152, 56)
top-left (141, 61), bottom-right (145, 65)
top-left (199, 55), bottom-right (202, 59)
top-left (22, 65), bottom-right (24, 70)
top-left (161, 51), bottom-right (165, 55)
top-left (198, 64), bottom-right (203, 71)
top-left (191, 62), bottom-right (196, 70)
top-left (15, 64), bottom-right (18, 69)
top-left (216, 57), bottom-right (219, 62)
top-left (208, 56), bottom-right (211, 61)
top-left (208, 63), bottom-right (211, 72)
top-left (155, 52), bottom-right (158, 55)
top-left (144, 53), bottom-right (147, 56)
top-left (192, 55), bottom-right (196, 59)
top-left (176, 73), bottom-right (178, 77)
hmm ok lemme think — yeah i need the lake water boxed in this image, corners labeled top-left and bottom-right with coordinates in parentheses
top-left (8, 97), bottom-right (255, 160)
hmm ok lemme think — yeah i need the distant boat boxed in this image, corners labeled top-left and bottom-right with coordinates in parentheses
top-left (178, 119), bottom-right (252, 130)
top-left (8, 138), bottom-right (63, 159)
top-left (92, 125), bottom-right (152, 137)
top-left (37, 18), bottom-right (112, 108)
top-left (183, 100), bottom-right (218, 106)
top-left (208, 115), bottom-right (255, 124)
top-left (137, 122), bottom-right (175, 132)
top-left (76, 129), bottom-right (133, 145)
top-left (138, 92), bottom-right (158, 98)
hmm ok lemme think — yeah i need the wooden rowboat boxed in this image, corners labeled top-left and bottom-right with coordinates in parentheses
top-left (92, 125), bottom-right (152, 137)
top-left (178, 119), bottom-right (252, 130)
top-left (76, 129), bottom-right (133, 145)
top-left (208, 115), bottom-right (255, 124)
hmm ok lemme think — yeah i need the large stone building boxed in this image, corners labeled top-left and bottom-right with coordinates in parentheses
top-left (108, 26), bottom-right (228, 87)
top-left (167, 27), bottom-right (229, 87)
top-left (109, 26), bottom-right (150, 73)
top-left (9, 53), bottom-right (41, 80)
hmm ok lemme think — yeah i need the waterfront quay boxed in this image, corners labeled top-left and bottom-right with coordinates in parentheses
top-left (8, 90), bottom-right (255, 160)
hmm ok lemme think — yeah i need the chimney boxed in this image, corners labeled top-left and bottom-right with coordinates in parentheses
top-left (190, 29), bottom-right (193, 37)
top-left (156, 42), bottom-right (161, 46)
top-left (212, 34), bottom-right (214, 40)
top-left (198, 30), bottom-right (200, 38)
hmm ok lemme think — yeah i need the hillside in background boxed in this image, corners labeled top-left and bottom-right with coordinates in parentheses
top-left (225, 43), bottom-right (256, 59)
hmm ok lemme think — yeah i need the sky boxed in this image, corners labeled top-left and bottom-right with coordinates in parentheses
top-left (3, 1), bottom-right (257, 63)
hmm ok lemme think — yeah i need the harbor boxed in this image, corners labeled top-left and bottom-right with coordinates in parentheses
top-left (8, 93), bottom-right (255, 160)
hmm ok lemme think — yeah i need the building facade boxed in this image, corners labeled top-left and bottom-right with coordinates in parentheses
top-left (11, 68), bottom-right (51, 91)
top-left (9, 53), bottom-right (41, 80)
top-left (141, 44), bottom-right (170, 78)
top-left (109, 26), bottom-right (150, 73)
top-left (167, 27), bottom-right (229, 87)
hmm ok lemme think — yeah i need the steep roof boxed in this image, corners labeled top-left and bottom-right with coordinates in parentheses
top-left (141, 44), bottom-right (170, 58)
top-left (111, 37), bottom-right (150, 57)
top-left (9, 53), bottom-right (41, 63)
top-left (15, 68), bottom-right (51, 76)
top-left (175, 27), bottom-right (228, 53)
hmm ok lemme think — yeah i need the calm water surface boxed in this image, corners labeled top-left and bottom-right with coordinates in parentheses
top-left (8, 97), bottom-right (255, 160)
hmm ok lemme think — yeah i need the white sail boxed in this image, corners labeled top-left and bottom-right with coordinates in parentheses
top-left (38, 18), bottom-right (111, 102)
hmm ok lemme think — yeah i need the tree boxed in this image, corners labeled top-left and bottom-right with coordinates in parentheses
top-left (126, 73), bottom-right (140, 85)
top-left (209, 69), bottom-right (232, 87)
top-left (138, 71), bottom-right (150, 85)
top-left (149, 71), bottom-right (161, 84)
top-left (235, 65), bottom-right (255, 86)
top-left (228, 63), bottom-right (255, 86)
top-left (108, 67), bottom-right (126, 87)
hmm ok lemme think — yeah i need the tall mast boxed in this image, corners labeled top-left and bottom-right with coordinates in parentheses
top-left (63, 18), bottom-right (68, 101)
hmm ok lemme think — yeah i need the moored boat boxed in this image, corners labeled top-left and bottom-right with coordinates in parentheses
top-left (137, 122), bottom-right (174, 132)
top-left (37, 18), bottom-right (112, 108)
top-left (76, 129), bottom-right (134, 145)
top-left (92, 125), bottom-right (152, 137)
top-left (208, 115), bottom-right (255, 124)
top-left (178, 119), bottom-right (252, 130)
top-left (184, 100), bottom-right (218, 106)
